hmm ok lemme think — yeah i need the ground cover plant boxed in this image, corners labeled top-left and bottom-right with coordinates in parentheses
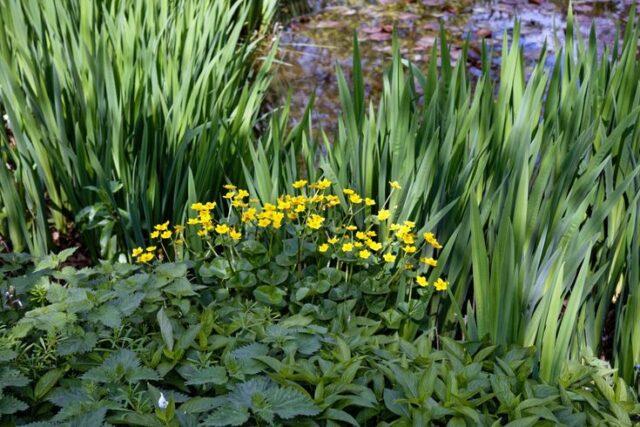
top-left (0, 183), bottom-right (638, 424)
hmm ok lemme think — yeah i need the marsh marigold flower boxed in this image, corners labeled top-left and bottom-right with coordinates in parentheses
top-left (416, 276), bottom-right (428, 287)
top-left (150, 231), bottom-right (160, 239)
top-left (311, 178), bottom-right (332, 190)
top-left (307, 214), bottom-right (325, 230)
top-left (389, 181), bottom-right (401, 190)
top-left (358, 249), bottom-right (371, 259)
top-left (229, 229), bottom-right (242, 241)
top-left (423, 232), bottom-right (442, 249)
top-left (364, 198), bottom-right (375, 206)
top-left (434, 278), bottom-right (448, 291)
top-left (215, 224), bottom-right (229, 234)
top-left (293, 179), bottom-right (308, 189)
top-left (377, 209), bottom-right (391, 221)
top-left (383, 253), bottom-right (396, 263)
top-left (349, 194), bottom-right (363, 204)
top-left (318, 243), bottom-right (329, 253)
top-left (367, 241), bottom-right (382, 251)
top-left (132, 247), bottom-right (144, 257)
top-left (421, 257), bottom-right (438, 267)
top-left (137, 252), bottom-right (154, 263)
top-left (161, 230), bottom-right (172, 239)
top-left (154, 221), bottom-right (170, 231)
top-left (342, 243), bottom-right (354, 252)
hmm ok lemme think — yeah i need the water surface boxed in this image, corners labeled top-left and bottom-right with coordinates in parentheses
top-left (272, 0), bottom-right (631, 132)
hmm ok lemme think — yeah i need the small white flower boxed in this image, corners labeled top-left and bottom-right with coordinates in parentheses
top-left (158, 392), bottom-right (168, 409)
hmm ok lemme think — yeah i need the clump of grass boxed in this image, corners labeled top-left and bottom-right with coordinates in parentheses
top-left (0, 0), bottom-right (277, 258)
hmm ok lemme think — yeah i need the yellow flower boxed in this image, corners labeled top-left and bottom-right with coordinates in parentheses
top-left (311, 178), bottom-right (332, 190)
top-left (191, 202), bottom-right (205, 211)
top-left (402, 234), bottom-right (415, 245)
top-left (416, 276), bottom-right (428, 287)
top-left (367, 231), bottom-right (377, 237)
top-left (131, 247), bottom-right (144, 257)
top-left (389, 181), bottom-right (401, 190)
top-left (137, 252), bottom-right (154, 263)
top-left (349, 194), bottom-right (363, 204)
top-left (154, 221), bottom-right (170, 231)
top-left (223, 191), bottom-right (235, 199)
top-left (174, 225), bottom-right (185, 233)
top-left (383, 253), bottom-right (396, 263)
top-left (271, 212), bottom-right (285, 229)
top-left (356, 231), bottom-right (368, 240)
top-left (197, 229), bottom-right (208, 236)
top-left (258, 218), bottom-right (271, 228)
top-left (223, 184), bottom-right (237, 190)
top-left (204, 202), bottom-right (217, 210)
top-left (434, 278), bottom-right (448, 291)
top-left (235, 190), bottom-right (249, 199)
top-left (358, 249), bottom-right (371, 259)
top-left (403, 245), bottom-right (417, 254)
top-left (377, 209), bottom-right (391, 221)
top-left (293, 179), bottom-right (308, 189)
top-left (150, 230), bottom-right (160, 239)
top-left (307, 214), bottom-right (325, 230)
top-left (421, 257), bottom-right (438, 267)
top-left (187, 218), bottom-right (200, 225)
top-left (342, 243), bottom-right (354, 252)
top-left (277, 200), bottom-right (292, 211)
top-left (161, 230), bottom-right (172, 239)
top-left (367, 241), bottom-right (382, 251)
top-left (403, 220), bottom-right (416, 229)
top-left (343, 189), bottom-right (355, 196)
top-left (354, 241), bottom-right (363, 248)
top-left (345, 225), bottom-right (358, 231)
top-left (326, 195), bottom-right (340, 207)
top-left (229, 229), bottom-right (242, 241)
top-left (242, 208), bottom-right (257, 222)
top-left (423, 232), bottom-right (443, 249)
top-left (364, 198), bottom-right (375, 206)
top-left (231, 199), bottom-right (248, 208)
top-left (215, 224), bottom-right (229, 234)
top-left (328, 237), bottom-right (339, 244)
top-left (318, 243), bottom-right (329, 253)
top-left (146, 246), bottom-right (156, 252)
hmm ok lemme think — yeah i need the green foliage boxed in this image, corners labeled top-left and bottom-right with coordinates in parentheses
top-left (0, 254), bottom-right (637, 425)
top-left (245, 12), bottom-right (640, 383)
top-left (0, 0), bottom-right (276, 258)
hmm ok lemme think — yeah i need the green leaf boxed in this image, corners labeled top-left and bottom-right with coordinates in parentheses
top-left (178, 366), bottom-right (227, 386)
top-left (34, 368), bottom-right (64, 400)
top-left (268, 386), bottom-right (321, 419)
top-left (253, 285), bottom-right (286, 306)
top-left (157, 308), bottom-right (174, 352)
top-left (202, 405), bottom-right (250, 426)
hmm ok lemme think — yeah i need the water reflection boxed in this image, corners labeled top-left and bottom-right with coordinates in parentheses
top-left (271, 0), bottom-right (631, 133)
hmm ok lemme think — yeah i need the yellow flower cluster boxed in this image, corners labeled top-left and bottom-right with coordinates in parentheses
top-left (131, 246), bottom-right (155, 263)
top-left (133, 177), bottom-right (449, 293)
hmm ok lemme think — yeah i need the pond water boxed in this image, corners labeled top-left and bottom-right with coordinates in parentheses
top-left (271, 0), bottom-right (632, 132)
